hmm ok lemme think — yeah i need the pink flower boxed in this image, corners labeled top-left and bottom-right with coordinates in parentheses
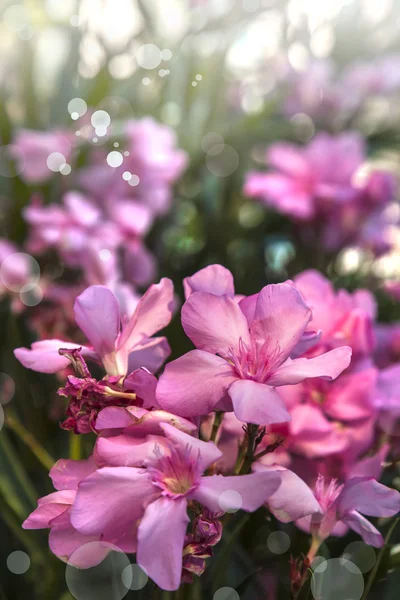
top-left (14, 279), bottom-right (174, 376)
top-left (244, 133), bottom-right (396, 252)
top-left (13, 129), bottom-right (73, 184)
top-left (69, 424), bottom-right (281, 590)
top-left (297, 475), bottom-right (400, 547)
top-left (22, 458), bottom-right (117, 567)
top-left (157, 278), bottom-right (351, 425)
top-left (293, 269), bottom-right (377, 356)
top-left (253, 463), bottom-right (322, 523)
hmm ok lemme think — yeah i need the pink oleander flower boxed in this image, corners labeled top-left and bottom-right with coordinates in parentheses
top-left (297, 475), bottom-right (400, 547)
top-left (384, 280), bottom-right (400, 301)
top-left (14, 279), bottom-right (174, 377)
top-left (181, 507), bottom-right (223, 583)
top-left (22, 457), bottom-right (117, 567)
top-left (69, 424), bottom-right (281, 590)
top-left (13, 128), bottom-right (73, 184)
top-left (244, 133), bottom-right (396, 252)
top-left (79, 117), bottom-right (187, 216)
top-left (293, 269), bottom-right (377, 356)
top-left (278, 364), bottom-right (378, 460)
top-left (157, 274), bottom-right (351, 425)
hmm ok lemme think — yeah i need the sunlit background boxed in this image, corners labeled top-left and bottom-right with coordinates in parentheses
top-left (1, 1), bottom-right (400, 599)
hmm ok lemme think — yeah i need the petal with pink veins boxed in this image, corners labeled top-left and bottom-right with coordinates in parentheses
top-left (50, 458), bottom-right (96, 491)
top-left (74, 286), bottom-right (120, 359)
top-left (118, 278), bottom-right (174, 350)
top-left (181, 292), bottom-right (250, 355)
top-left (157, 350), bottom-right (237, 417)
top-left (267, 346), bottom-right (352, 386)
top-left (160, 423), bottom-right (222, 472)
top-left (183, 264), bottom-right (235, 299)
top-left (250, 284), bottom-right (312, 364)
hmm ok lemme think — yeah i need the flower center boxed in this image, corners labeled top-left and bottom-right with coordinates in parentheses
top-left (227, 335), bottom-right (281, 383)
top-left (148, 444), bottom-right (200, 498)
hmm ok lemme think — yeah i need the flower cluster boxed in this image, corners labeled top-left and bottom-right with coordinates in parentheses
top-left (244, 132), bottom-right (397, 254)
top-left (15, 264), bottom-right (400, 591)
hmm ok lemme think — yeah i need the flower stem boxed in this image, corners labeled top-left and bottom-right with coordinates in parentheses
top-left (209, 411), bottom-right (223, 443)
top-left (361, 517), bottom-right (399, 600)
top-left (5, 410), bottom-right (54, 471)
top-left (69, 432), bottom-right (82, 460)
top-left (239, 424), bottom-right (259, 474)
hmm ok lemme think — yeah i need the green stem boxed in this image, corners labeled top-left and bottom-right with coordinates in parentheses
top-left (209, 411), bottom-right (223, 443)
top-left (239, 424), bottom-right (259, 475)
top-left (69, 432), bottom-right (82, 460)
top-left (361, 518), bottom-right (399, 600)
top-left (5, 410), bottom-right (54, 471)
top-left (0, 431), bottom-right (37, 507)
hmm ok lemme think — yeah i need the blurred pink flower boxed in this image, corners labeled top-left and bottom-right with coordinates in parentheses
top-left (13, 129), bottom-right (73, 184)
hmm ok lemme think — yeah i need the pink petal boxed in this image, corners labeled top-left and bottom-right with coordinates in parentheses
top-left (324, 368), bottom-right (377, 421)
top-left (94, 434), bottom-right (167, 467)
top-left (137, 496), bottom-right (189, 591)
top-left (70, 467), bottom-right (157, 543)
top-left (254, 465), bottom-right (321, 523)
top-left (74, 286), bottom-right (120, 361)
top-left (267, 346), bottom-right (352, 386)
top-left (290, 330), bottom-right (322, 359)
top-left (228, 379), bottom-right (291, 426)
top-left (238, 293), bottom-right (258, 326)
top-left (51, 527), bottom-right (112, 567)
top-left (95, 406), bottom-right (148, 431)
top-left (118, 278), bottom-right (174, 351)
top-left (251, 284), bottom-right (312, 365)
top-left (182, 292), bottom-right (250, 355)
top-left (22, 491), bottom-right (75, 529)
top-left (160, 423), bottom-right (222, 471)
top-left (342, 511), bottom-right (384, 547)
top-left (267, 143), bottom-right (311, 178)
top-left (338, 477), bottom-right (400, 518)
top-left (14, 340), bottom-right (94, 374)
top-left (191, 471), bottom-right (281, 513)
top-left (126, 336), bottom-right (171, 373)
top-left (124, 368), bottom-right (158, 408)
top-left (157, 350), bottom-right (237, 417)
top-left (50, 458), bottom-right (96, 491)
top-left (183, 264), bottom-right (235, 299)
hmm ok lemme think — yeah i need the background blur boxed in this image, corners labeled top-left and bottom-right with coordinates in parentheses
top-left (1, 1), bottom-right (400, 599)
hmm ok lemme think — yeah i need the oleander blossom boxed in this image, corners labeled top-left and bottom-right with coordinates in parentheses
top-left (244, 132), bottom-right (396, 253)
top-left (157, 266), bottom-right (352, 425)
top-left (68, 424), bottom-right (281, 590)
top-left (297, 475), bottom-right (400, 547)
top-left (14, 279), bottom-right (174, 377)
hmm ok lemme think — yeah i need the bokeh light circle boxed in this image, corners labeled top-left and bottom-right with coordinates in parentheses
top-left (65, 542), bottom-right (131, 600)
top-left (0, 373), bottom-right (15, 405)
top-left (20, 284), bottom-right (43, 307)
top-left (91, 111), bottom-right (111, 128)
top-left (121, 564), bottom-right (148, 590)
top-left (267, 531), bottom-right (291, 554)
top-left (213, 587), bottom-right (240, 600)
top-left (342, 541), bottom-right (376, 574)
top-left (311, 558), bottom-right (364, 600)
top-left (47, 152), bottom-right (66, 172)
top-left (68, 98), bottom-right (87, 118)
top-left (7, 551), bottom-right (30, 574)
top-left (136, 44), bottom-right (162, 69)
top-left (0, 253), bottom-right (40, 293)
top-left (218, 490), bottom-right (242, 513)
top-left (107, 151), bottom-right (123, 168)
top-left (206, 144), bottom-right (239, 177)
top-left (201, 132), bottom-right (224, 153)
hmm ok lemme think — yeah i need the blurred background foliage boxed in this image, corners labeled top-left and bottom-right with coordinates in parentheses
top-left (1, 0), bottom-right (400, 599)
